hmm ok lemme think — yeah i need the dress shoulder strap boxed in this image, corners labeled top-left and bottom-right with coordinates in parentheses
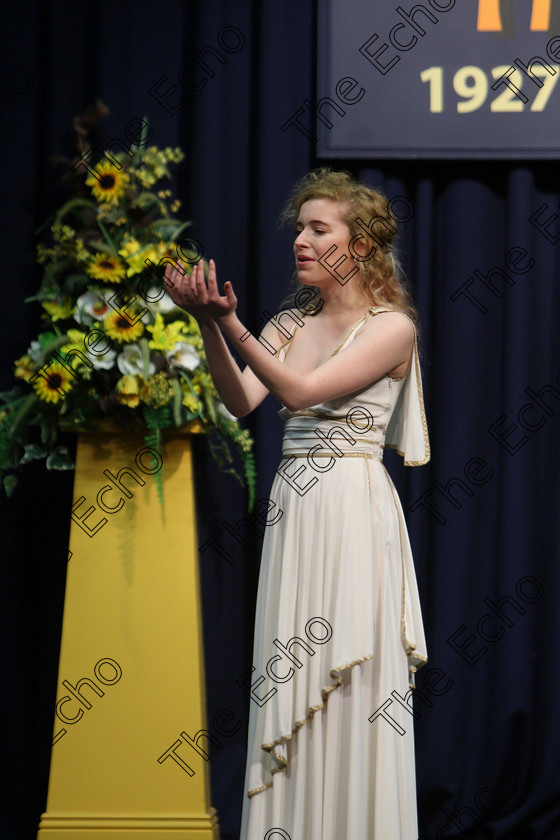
top-left (331, 306), bottom-right (414, 359)
top-left (368, 305), bottom-right (416, 330)
top-left (369, 305), bottom-right (395, 315)
top-left (274, 310), bottom-right (306, 360)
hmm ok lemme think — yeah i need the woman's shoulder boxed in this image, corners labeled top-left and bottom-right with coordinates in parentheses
top-left (367, 306), bottom-right (416, 335)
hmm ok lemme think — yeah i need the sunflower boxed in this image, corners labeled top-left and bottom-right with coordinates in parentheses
top-left (86, 253), bottom-right (127, 284)
top-left (32, 360), bottom-right (75, 403)
top-left (115, 375), bottom-right (140, 408)
top-left (104, 309), bottom-right (145, 343)
top-left (85, 160), bottom-right (130, 205)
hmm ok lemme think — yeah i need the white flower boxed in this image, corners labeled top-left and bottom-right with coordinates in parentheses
top-left (87, 346), bottom-right (117, 370)
top-left (117, 344), bottom-right (156, 376)
top-left (75, 290), bottom-right (111, 325)
top-left (144, 286), bottom-right (177, 314)
top-left (216, 402), bottom-right (236, 421)
top-left (27, 340), bottom-right (42, 364)
top-left (165, 342), bottom-right (200, 371)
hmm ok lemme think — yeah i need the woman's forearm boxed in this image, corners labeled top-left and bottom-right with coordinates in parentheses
top-left (197, 317), bottom-right (255, 417)
top-left (218, 312), bottom-right (305, 410)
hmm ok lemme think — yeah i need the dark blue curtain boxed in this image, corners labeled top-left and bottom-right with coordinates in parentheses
top-left (1, 2), bottom-right (559, 839)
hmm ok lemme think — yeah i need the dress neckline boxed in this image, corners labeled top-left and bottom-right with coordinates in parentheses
top-left (276, 305), bottom-right (403, 365)
top-left (328, 306), bottom-right (400, 359)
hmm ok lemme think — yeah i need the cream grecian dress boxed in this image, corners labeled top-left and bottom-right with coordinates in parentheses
top-left (239, 306), bottom-right (430, 840)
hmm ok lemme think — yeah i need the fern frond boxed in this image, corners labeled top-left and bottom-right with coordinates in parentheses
top-left (143, 419), bottom-right (165, 505)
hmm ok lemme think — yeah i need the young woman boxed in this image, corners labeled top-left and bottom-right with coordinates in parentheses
top-left (166, 169), bottom-right (430, 840)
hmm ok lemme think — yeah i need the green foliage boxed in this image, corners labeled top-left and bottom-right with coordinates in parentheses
top-left (0, 408), bottom-right (16, 474)
top-left (20, 443), bottom-right (48, 464)
top-left (143, 410), bottom-right (165, 505)
top-left (46, 445), bottom-right (74, 470)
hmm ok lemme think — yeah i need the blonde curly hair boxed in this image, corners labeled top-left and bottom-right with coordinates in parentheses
top-left (279, 168), bottom-right (417, 323)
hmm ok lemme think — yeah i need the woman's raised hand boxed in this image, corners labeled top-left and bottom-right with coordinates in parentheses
top-left (165, 258), bottom-right (237, 323)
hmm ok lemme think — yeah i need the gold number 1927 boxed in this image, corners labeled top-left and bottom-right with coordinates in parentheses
top-left (420, 65), bottom-right (559, 113)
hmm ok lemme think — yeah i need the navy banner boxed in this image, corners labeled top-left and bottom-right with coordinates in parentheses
top-left (313, 0), bottom-right (560, 158)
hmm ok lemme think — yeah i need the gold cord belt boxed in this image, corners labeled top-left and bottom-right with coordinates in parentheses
top-left (280, 451), bottom-right (378, 459)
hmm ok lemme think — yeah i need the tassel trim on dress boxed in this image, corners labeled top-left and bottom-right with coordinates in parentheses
top-left (248, 652), bottom-right (374, 798)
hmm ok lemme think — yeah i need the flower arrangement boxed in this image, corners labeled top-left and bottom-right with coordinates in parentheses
top-left (0, 108), bottom-right (256, 509)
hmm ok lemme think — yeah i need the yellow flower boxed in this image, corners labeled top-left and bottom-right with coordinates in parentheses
top-left (36, 244), bottom-right (52, 264)
top-left (118, 236), bottom-right (141, 258)
top-left (51, 222), bottom-right (76, 242)
top-left (192, 370), bottom-right (213, 392)
top-left (116, 374), bottom-right (140, 407)
top-left (59, 330), bottom-right (92, 374)
top-left (66, 329), bottom-right (87, 343)
top-left (143, 245), bottom-right (159, 265)
top-left (170, 199), bottom-right (181, 213)
top-left (161, 146), bottom-right (184, 164)
top-left (118, 236), bottom-right (148, 277)
top-left (104, 309), bottom-right (145, 343)
top-left (146, 313), bottom-right (189, 352)
top-left (86, 252), bottom-right (127, 284)
top-left (74, 238), bottom-right (90, 262)
top-left (235, 428), bottom-right (254, 453)
top-left (14, 354), bottom-right (34, 382)
top-left (181, 387), bottom-right (199, 413)
top-left (139, 372), bottom-right (174, 408)
top-left (97, 203), bottom-right (127, 227)
top-left (42, 296), bottom-right (75, 321)
top-left (134, 169), bottom-right (157, 189)
top-left (184, 419), bottom-right (205, 433)
top-left (86, 159), bottom-right (130, 204)
top-left (128, 145), bottom-right (184, 188)
top-left (155, 241), bottom-right (182, 264)
top-left (32, 360), bottom-right (75, 403)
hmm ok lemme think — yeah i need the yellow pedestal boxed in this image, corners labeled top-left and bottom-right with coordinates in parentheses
top-left (37, 429), bottom-right (219, 840)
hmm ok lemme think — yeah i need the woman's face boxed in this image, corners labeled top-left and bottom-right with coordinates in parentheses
top-left (294, 199), bottom-right (354, 284)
